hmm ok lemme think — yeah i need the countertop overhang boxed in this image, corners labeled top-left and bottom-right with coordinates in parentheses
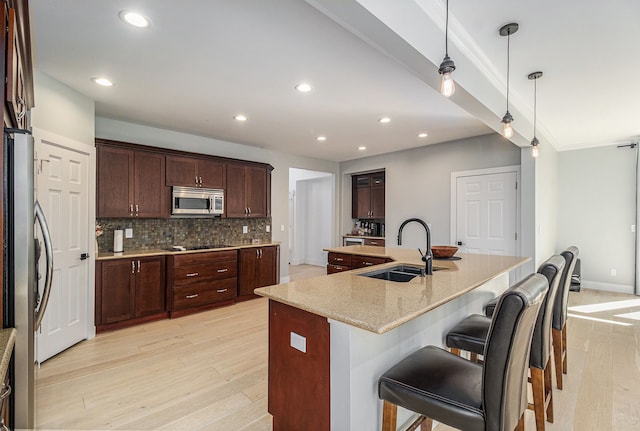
top-left (255, 245), bottom-right (529, 334)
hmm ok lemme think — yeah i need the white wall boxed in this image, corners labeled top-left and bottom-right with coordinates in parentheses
top-left (339, 134), bottom-right (522, 250)
top-left (558, 145), bottom-right (636, 293)
top-left (31, 70), bottom-right (95, 144)
top-left (95, 117), bottom-right (340, 280)
top-left (293, 176), bottom-right (333, 266)
top-left (534, 141), bottom-right (558, 267)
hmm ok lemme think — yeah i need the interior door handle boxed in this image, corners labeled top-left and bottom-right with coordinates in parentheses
top-left (80, 253), bottom-right (90, 260)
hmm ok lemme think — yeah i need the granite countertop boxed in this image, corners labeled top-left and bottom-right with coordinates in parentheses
top-left (96, 241), bottom-right (281, 260)
top-left (0, 328), bottom-right (16, 383)
top-left (255, 245), bottom-right (529, 334)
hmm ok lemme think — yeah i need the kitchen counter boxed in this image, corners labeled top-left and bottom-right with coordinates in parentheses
top-left (256, 246), bottom-right (529, 430)
top-left (256, 245), bottom-right (528, 334)
top-left (96, 241), bottom-right (281, 260)
top-left (0, 328), bottom-right (16, 383)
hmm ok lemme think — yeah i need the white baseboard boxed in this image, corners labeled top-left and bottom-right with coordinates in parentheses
top-left (580, 280), bottom-right (634, 295)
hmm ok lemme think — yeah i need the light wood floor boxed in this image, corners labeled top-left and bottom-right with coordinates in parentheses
top-left (37, 268), bottom-right (640, 430)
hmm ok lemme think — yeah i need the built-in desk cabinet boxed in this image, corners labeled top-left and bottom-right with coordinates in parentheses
top-left (95, 256), bottom-right (166, 331)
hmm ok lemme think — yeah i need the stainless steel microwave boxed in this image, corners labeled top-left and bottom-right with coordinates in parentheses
top-left (171, 186), bottom-right (224, 216)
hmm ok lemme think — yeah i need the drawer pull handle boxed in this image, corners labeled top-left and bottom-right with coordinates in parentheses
top-left (216, 289), bottom-right (228, 293)
top-left (186, 294), bottom-right (199, 299)
top-left (186, 272), bottom-right (199, 277)
top-left (335, 258), bottom-right (343, 261)
top-left (364, 262), bottom-right (373, 266)
top-left (217, 268), bottom-right (229, 273)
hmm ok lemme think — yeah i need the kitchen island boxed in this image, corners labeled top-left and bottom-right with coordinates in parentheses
top-left (255, 245), bottom-right (528, 431)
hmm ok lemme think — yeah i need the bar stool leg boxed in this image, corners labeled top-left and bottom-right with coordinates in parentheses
top-left (544, 359), bottom-right (554, 423)
top-left (515, 413), bottom-right (525, 431)
top-left (450, 347), bottom-right (461, 356)
top-left (552, 328), bottom-right (564, 389)
top-left (562, 324), bottom-right (568, 374)
top-left (382, 400), bottom-right (397, 431)
top-left (530, 367), bottom-right (546, 431)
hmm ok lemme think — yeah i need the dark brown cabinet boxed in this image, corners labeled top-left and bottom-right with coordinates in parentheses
top-left (97, 143), bottom-right (166, 218)
top-left (226, 163), bottom-right (270, 217)
top-left (168, 250), bottom-right (238, 316)
top-left (352, 171), bottom-right (385, 219)
top-left (166, 155), bottom-right (225, 189)
top-left (326, 251), bottom-right (391, 274)
top-left (238, 246), bottom-right (279, 298)
top-left (96, 256), bottom-right (166, 330)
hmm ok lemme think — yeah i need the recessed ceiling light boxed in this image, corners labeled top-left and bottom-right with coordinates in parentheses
top-left (92, 77), bottom-right (113, 87)
top-left (358, 146), bottom-right (367, 151)
top-left (119, 10), bottom-right (150, 28)
top-left (316, 136), bottom-right (327, 141)
top-left (295, 83), bottom-right (312, 93)
top-left (234, 115), bottom-right (248, 122)
top-left (378, 117), bottom-right (391, 124)
top-left (418, 133), bottom-right (428, 138)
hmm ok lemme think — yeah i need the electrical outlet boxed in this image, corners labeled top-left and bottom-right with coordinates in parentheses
top-left (611, 268), bottom-right (617, 277)
top-left (280, 224), bottom-right (285, 232)
top-left (125, 228), bottom-right (133, 238)
top-left (266, 225), bottom-right (270, 232)
top-left (632, 224), bottom-right (636, 233)
top-left (290, 332), bottom-right (307, 353)
top-left (242, 226), bottom-right (248, 234)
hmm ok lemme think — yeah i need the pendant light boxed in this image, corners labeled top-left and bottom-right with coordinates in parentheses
top-left (528, 71), bottom-right (543, 158)
top-left (438, 0), bottom-right (456, 97)
top-left (499, 23), bottom-right (518, 139)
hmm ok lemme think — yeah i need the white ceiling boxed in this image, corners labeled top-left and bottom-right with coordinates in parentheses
top-left (30, 0), bottom-right (640, 162)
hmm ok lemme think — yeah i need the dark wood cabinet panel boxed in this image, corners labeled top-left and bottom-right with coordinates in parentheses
top-left (325, 251), bottom-right (390, 274)
top-left (97, 144), bottom-right (166, 218)
top-left (96, 256), bottom-right (166, 330)
top-left (226, 163), bottom-right (269, 218)
top-left (135, 257), bottom-right (166, 318)
top-left (238, 246), bottom-right (279, 298)
top-left (363, 238), bottom-right (385, 247)
top-left (97, 146), bottom-right (134, 217)
top-left (166, 156), bottom-right (225, 189)
top-left (352, 171), bottom-right (385, 219)
top-left (98, 259), bottom-right (135, 325)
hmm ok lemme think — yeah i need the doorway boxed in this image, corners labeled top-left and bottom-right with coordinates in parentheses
top-left (34, 128), bottom-right (95, 363)
top-left (289, 168), bottom-right (333, 268)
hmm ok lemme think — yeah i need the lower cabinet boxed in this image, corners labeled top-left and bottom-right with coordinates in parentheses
top-left (238, 246), bottom-right (279, 299)
top-left (168, 250), bottom-right (238, 317)
top-left (326, 252), bottom-right (391, 274)
top-left (96, 256), bottom-right (166, 331)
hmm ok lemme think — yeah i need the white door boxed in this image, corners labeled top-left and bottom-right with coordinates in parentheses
top-left (455, 172), bottom-right (517, 255)
top-left (35, 135), bottom-right (90, 363)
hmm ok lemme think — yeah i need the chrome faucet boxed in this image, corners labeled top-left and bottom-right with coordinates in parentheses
top-left (397, 218), bottom-right (432, 276)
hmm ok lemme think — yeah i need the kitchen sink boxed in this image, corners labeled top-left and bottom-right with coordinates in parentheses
top-left (359, 265), bottom-right (447, 283)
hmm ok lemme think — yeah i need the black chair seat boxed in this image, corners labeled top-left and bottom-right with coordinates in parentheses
top-left (445, 314), bottom-right (490, 356)
top-left (379, 345), bottom-right (485, 431)
top-left (484, 297), bottom-right (498, 317)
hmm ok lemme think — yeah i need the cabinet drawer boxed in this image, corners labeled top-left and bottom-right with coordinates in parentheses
top-left (364, 238), bottom-right (385, 247)
top-left (327, 264), bottom-right (351, 274)
top-left (172, 278), bottom-right (237, 310)
top-left (173, 260), bottom-right (237, 286)
top-left (328, 253), bottom-right (352, 266)
top-left (351, 255), bottom-right (389, 268)
top-left (172, 250), bottom-right (237, 266)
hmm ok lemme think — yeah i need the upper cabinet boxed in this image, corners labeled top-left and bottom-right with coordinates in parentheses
top-left (97, 142), bottom-right (167, 218)
top-left (226, 163), bottom-right (272, 218)
top-left (352, 171), bottom-right (385, 219)
top-left (166, 155), bottom-right (225, 189)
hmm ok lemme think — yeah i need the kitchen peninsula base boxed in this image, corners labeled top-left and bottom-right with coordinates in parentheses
top-left (256, 249), bottom-right (528, 430)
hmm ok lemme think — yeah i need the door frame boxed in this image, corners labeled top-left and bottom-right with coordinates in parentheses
top-left (450, 164), bottom-right (522, 258)
top-left (33, 127), bottom-right (97, 340)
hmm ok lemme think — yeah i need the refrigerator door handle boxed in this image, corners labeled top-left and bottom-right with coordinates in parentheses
top-left (34, 200), bottom-right (54, 331)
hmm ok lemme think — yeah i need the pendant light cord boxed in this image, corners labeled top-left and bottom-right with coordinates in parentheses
top-left (445, 0), bottom-right (449, 55)
top-left (533, 77), bottom-right (537, 136)
top-left (506, 31), bottom-right (511, 110)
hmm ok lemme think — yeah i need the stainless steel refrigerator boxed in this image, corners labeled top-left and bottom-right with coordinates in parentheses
top-left (4, 129), bottom-right (53, 430)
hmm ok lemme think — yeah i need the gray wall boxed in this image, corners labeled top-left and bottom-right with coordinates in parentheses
top-left (558, 146), bottom-right (636, 293)
top-left (339, 134), bottom-right (522, 250)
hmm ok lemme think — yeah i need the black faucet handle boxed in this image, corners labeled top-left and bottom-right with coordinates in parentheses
top-left (418, 248), bottom-right (426, 262)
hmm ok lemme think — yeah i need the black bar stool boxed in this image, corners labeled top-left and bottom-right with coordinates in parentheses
top-left (378, 273), bottom-right (548, 431)
top-left (445, 255), bottom-right (565, 431)
top-left (552, 246), bottom-right (579, 389)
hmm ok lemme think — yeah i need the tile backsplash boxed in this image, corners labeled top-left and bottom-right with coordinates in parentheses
top-left (96, 217), bottom-right (272, 252)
